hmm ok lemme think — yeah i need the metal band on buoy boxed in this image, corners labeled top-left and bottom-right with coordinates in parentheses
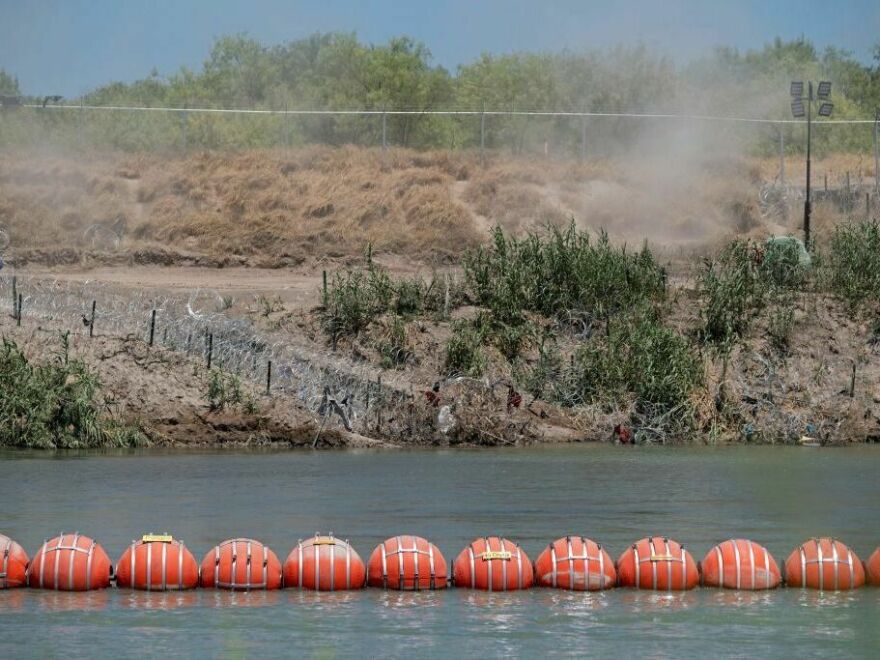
top-left (732, 539), bottom-right (742, 589)
top-left (486, 538), bottom-right (494, 591)
top-left (633, 543), bottom-right (640, 588)
top-left (178, 542), bottom-right (185, 591)
top-left (762, 543), bottom-right (770, 589)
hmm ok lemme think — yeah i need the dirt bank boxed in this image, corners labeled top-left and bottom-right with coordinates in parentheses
top-left (3, 258), bottom-right (879, 448)
top-left (0, 311), bottom-right (387, 449)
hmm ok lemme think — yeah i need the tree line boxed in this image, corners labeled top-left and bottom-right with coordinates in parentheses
top-left (1, 34), bottom-right (878, 153)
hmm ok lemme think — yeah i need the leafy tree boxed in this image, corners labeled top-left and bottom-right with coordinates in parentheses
top-left (0, 69), bottom-right (20, 95)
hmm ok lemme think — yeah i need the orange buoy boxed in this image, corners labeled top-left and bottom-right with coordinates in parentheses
top-left (700, 539), bottom-right (780, 590)
top-left (616, 537), bottom-right (699, 590)
top-left (283, 534), bottom-right (366, 591)
top-left (865, 547), bottom-right (880, 586)
top-left (367, 535), bottom-right (448, 590)
top-left (1, 533), bottom-right (29, 589)
top-left (199, 538), bottom-right (282, 591)
top-left (784, 538), bottom-right (865, 590)
top-left (534, 536), bottom-right (616, 591)
top-left (116, 534), bottom-right (199, 591)
top-left (28, 533), bottom-right (111, 591)
top-left (453, 537), bottom-right (533, 591)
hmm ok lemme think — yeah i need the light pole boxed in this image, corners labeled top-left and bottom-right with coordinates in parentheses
top-left (790, 81), bottom-right (833, 249)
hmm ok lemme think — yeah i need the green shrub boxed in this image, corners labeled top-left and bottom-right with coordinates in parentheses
top-left (491, 320), bottom-right (533, 362)
top-left (394, 279), bottom-right (424, 316)
top-left (322, 265), bottom-right (458, 338)
top-left (515, 333), bottom-right (563, 400)
top-left (763, 238), bottom-right (809, 289)
top-left (563, 311), bottom-right (703, 409)
top-left (444, 320), bottom-right (486, 377)
top-left (825, 220), bottom-right (880, 307)
top-left (0, 337), bottom-right (145, 448)
top-left (698, 240), bottom-right (768, 345)
top-left (377, 317), bottom-right (411, 368)
top-left (463, 223), bottom-right (667, 324)
top-left (207, 369), bottom-right (257, 412)
top-left (322, 268), bottom-right (392, 337)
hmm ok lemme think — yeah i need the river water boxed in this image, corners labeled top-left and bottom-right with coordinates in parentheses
top-left (1, 445), bottom-right (878, 658)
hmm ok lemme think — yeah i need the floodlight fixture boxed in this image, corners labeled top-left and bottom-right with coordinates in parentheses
top-left (791, 99), bottom-right (805, 118)
top-left (818, 102), bottom-right (833, 117)
top-left (817, 81), bottom-right (832, 99)
top-left (790, 81), bottom-right (804, 98)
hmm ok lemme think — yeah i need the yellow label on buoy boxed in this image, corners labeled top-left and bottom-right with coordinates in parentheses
top-left (480, 551), bottom-right (512, 561)
top-left (313, 537), bottom-right (338, 545)
top-left (649, 554), bottom-right (680, 562)
top-left (142, 534), bottom-right (173, 543)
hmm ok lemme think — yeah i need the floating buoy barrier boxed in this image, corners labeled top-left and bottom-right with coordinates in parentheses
top-left (2, 530), bottom-right (879, 596)
top-left (116, 535), bottom-right (199, 591)
top-left (616, 537), bottom-right (699, 591)
top-left (283, 534), bottom-right (366, 591)
top-left (28, 533), bottom-right (111, 591)
top-left (1, 534), bottom-right (29, 589)
top-left (367, 535), bottom-right (447, 590)
top-left (534, 536), bottom-right (616, 591)
top-left (701, 539), bottom-right (781, 590)
top-left (784, 538), bottom-right (865, 590)
top-left (866, 547), bottom-right (880, 586)
top-left (199, 538), bottom-right (282, 591)
top-left (453, 537), bottom-right (533, 591)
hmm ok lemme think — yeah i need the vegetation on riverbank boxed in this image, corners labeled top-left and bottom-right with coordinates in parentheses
top-left (319, 219), bottom-right (880, 444)
top-left (0, 335), bottom-right (145, 448)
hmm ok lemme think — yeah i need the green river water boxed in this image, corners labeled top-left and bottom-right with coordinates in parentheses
top-left (0, 445), bottom-right (878, 658)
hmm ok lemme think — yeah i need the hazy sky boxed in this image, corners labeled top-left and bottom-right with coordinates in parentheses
top-left (1, 0), bottom-right (878, 97)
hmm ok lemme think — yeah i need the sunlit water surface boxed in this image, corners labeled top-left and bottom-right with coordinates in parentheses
top-left (1, 445), bottom-right (878, 658)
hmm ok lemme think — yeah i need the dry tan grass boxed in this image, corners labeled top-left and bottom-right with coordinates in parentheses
top-left (752, 153), bottom-right (877, 184)
top-left (1, 146), bottom-right (867, 267)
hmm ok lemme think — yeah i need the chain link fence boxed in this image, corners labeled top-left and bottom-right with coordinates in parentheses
top-left (0, 104), bottom-right (876, 166)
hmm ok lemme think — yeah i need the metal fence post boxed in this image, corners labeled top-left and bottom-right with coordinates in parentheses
top-left (580, 113), bottom-right (587, 161)
top-left (874, 112), bottom-right (879, 196)
top-left (149, 309), bottom-right (156, 346)
top-left (181, 105), bottom-right (188, 151)
top-left (480, 107), bottom-right (486, 165)
top-left (382, 110), bottom-right (387, 151)
top-left (779, 127), bottom-right (785, 187)
top-left (79, 98), bottom-right (85, 147)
